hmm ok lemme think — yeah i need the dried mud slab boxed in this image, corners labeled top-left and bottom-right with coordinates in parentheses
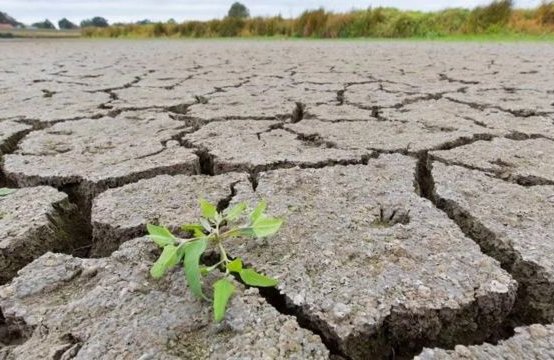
top-left (108, 85), bottom-right (196, 110)
top-left (0, 121), bottom-right (32, 155)
top-left (0, 238), bottom-right (328, 359)
top-left (291, 71), bottom-right (369, 85)
top-left (183, 120), bottom-right (372, 173)
top-left (0, 89), bottom-right (110, 125)
top-left (380, 99), bottom-right (500, 132)
top-left (446, 88), bottom-right (554, 117)
top-left (229, 155), bottom-right (516, 359)
top-left (286, 118), bottom-right (491, 153)
top-left (0, 187), bottom-right (85, 284)
top-left (3, 111), bottom-right (199, 205)
top-left (91, 173), bottom-right (248, 256)
top-left (108, 77), bottom-right (235, 111)
top-left (431, 138), bottom-right (554, 185)
top-left (416, 324), bottom-right (554, 359)
top-left (185, 96), bottom-right (292, 121)
top-left (382, 99), bottom-right (554, 140)
top-left (304, 104), bottom-right (375, 122)
top-left (432, 163), bottom-right (554, 322)
top-left (345, 82), bottom-right (427, 108)
top-left (261, 85), bottom-right (341, 106)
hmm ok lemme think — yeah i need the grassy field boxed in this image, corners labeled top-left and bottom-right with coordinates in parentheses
top-left (0, 28), bottom-right (81, 38)
top-left (2, 31), bottom-right (554, 42)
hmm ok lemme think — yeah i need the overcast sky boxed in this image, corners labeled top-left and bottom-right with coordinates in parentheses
top-left (2, 0), bottom-right (543, 25)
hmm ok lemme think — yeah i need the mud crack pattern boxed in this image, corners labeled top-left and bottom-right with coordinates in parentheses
top-left (1, 40), bottom-right (553, 359)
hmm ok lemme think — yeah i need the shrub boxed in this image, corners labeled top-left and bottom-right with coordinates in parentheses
top-left (467, 0), bottom-right (513, 33)
top-left (296, 9), bottom-right (329, 37)
top-left (537, 1), bottom-right (554, 25)
top-left (219, 17), bottom-right (245, 37)
top-left (389, 13), bottom-right (421, 37)
top-left (325, 13), bottom-right (356, 38)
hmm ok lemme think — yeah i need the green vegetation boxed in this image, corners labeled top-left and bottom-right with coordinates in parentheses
top-left (0, 28), bottom-right (81, 38)
top-left (147, 199), bottom-right (282, 322)
top-left (58, 18), bottom-right (78, 30)
top-left (228, 2), bottom-right (250, 19)
top-left (81, 1), bottom-right (554, 39)
top-left (31, 19), bottom-right (56, 30)
top-left (0, 188), bottom-right (16, 196)
top-left (81, 16), bottom-right (109, 28)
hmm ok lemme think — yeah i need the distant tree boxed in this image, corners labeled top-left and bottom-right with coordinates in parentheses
top-left (58, 18), bottom-right (78, 29)
top-left (0, 11), bottom-right (24, 27)
top-left (136, 19), bottom-right (152, 25)
top-left (32, 19), bottom-right (56, 29)
top-left (228, 2), bottom-right (250, 19)
top-left (81, 16), bottom-right (109, 28)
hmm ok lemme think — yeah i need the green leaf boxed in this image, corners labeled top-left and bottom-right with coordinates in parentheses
top-left (200, 199), bottom-right (218, 221)
top-left (0, 188), bottom-right (16, 197)
top-left (223, 228), bottom-right (253, 238)
top-left (184, 238), bottom-right (208, 300)
top-left (251, 216), bottom-right (283, 238)
top-left (199, 218), bottom-right (212, 233)
top-left (147, 224), bottom-right (176, 247)
top-left (181, 224), bottom-right (204, 237)
top-left (176, 242), bottom-right (188, 260)
top-left (150, 244), bottom-right (179, 279)
top-left (250, 200), bottom-right (267, 223)
top-left (213, 278), bottom-right (235, 322)
top-left (225, 202), bottom-right (247, 222)
top-left (239, 268), bottom-right (278, 287)
top-left (226, 258), bottom-right (243, 273)
top-left (215, 212), bottom-right (223, 224)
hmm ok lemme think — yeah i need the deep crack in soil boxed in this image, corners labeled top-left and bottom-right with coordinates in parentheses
top-left (415, 153), bottom-right (554, 342)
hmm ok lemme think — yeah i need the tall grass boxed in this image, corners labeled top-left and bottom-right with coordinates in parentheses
top-left (81, 1), bottom-right (554, 38)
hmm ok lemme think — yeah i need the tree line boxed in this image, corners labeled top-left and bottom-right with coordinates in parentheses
top-left (20, 2), bottom-right (247, 30)
top-left (29, 16), bottom-right (109, 30)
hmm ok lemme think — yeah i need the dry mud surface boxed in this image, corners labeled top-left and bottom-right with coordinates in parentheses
top-left (1, 39), bottom-right (553, 359)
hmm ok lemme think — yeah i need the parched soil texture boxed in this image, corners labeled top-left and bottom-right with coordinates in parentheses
top-left (1, 39), bottom-right (554, 359)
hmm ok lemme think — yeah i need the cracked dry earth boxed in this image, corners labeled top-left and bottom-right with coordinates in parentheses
top-left (0, 40), bottom-right (554, 360)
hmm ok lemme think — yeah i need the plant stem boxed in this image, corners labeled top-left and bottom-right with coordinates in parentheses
top-left (205, 260), bottom-right (224, 273)
top-left (218, 242), bottom-right (229, 263)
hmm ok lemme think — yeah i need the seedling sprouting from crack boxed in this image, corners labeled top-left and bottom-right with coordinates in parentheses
top-left (147, 199), bottom-right (282, 322)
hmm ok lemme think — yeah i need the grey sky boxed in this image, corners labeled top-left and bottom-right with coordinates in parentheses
top-left (2, 0), bottom-right (542, 25)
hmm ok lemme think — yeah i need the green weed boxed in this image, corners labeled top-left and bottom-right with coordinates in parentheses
top-left (147, 199), bottom-right (282, 322)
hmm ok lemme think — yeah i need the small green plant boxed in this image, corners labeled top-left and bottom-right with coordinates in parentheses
top-left (0, 188), bottom-right (16, 197)
top-left (147, 199), bottom-right (282, 322)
